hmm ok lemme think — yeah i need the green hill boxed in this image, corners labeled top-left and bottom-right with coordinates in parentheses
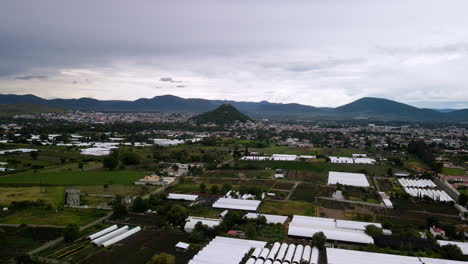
top-left (0, 103), bottom-right (66, 116)
top-left (191, 104), bottom-right (252, 125)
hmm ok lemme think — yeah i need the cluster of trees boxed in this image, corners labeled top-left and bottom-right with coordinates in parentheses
top-left (103, 150), bottom-right (141, 170)
top-left (407, 140), bottom-right (443, 172)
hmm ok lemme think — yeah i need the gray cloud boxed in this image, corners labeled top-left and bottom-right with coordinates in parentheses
top-left (14, 75), bottom-right (48, 80)
top-left (1, 0), bottom-right (468, 108)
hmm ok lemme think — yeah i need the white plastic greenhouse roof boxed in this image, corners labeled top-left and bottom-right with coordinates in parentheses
top-left (184, 216), bottom-right (221, 232)
top-left (437, 240), bottom-right (468, 255)
top-left (327, 171), bottom-right (370, 187)
top-left (327, 248), bottom-right (468, 264)
top-left (327, 248), bottom-right (422, 264)
top-left (212, 198), bottom-right (261, 211)
top-left (188, 236), bottom-right (266, 264)
top-left (167, 193), bottom-right (199, 201)
top-left (288, 216), bottom-right (378, 244)
top-left (335, 219), bottom-right (382, 231)
top-left (244, 213), bottom-right (288, 224)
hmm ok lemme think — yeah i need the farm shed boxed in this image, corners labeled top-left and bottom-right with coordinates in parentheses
top-left (168, 193), bottom-right (199, 201)
top-left (212, 198), bottom-right (261, 211)
top-left (184, 216), bottom-right (221, 233)
top-left (288, 215), bottom-right (377, 244)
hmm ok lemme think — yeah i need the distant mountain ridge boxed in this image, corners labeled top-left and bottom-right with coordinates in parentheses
top-left (0, 94), bottom-right (467, 122)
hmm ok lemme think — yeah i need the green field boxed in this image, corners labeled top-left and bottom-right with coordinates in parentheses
top-left (442, 167), bottom-right (466, 175)
top-left (0, 208), bottom-right (107, 226)
top-left (0, 170), bottom-right (148, 185)
top-left (238, 160), bottom-right (390, 178)
top-left (0, 186), bottom-right (65, 208)
top-left (260, 200), bottom-right (315, 216)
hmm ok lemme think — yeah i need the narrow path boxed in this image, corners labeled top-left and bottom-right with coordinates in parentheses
top-left (285, 181), bottom-right (299, 201)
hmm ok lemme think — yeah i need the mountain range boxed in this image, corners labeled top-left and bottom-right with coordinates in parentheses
top-left (0, 94), bottom-right (467, 122)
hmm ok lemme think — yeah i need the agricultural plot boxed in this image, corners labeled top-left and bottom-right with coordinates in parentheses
top-left (0, 226), bottom-right (63, 263)
top-left (286, 170), bottom-right (327, 183)
top-left (78, 230), bottom-right (196, 264)
top-left (0, 170), bottom-right (148, 185)
top-left (0, 208), bottom-right (107, 226)
top-left (80, 185), bottom-right (159, 196)
top-left (442, 167), bottom-right (465, 175)
top-left (271, 181), bottom-right (295, 190)
top-left (290, 183), bottom-right (334, 202)
top-left (259, 200), bottom-right (315, 216)
top-left (0, 186), bottom-right (65, 208)
top-left (202, 169), bottom-right (273, 179)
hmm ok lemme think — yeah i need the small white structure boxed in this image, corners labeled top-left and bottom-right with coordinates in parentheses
top-left (176, 242), bottom-right (190, 252)
top-left (167, 193), bottom-right (199, 201)
top-left (328, 171), bottom-right (370, 187)
top-left (184, 216), bottom-right (221, 233)
top-left (271, 154), bottom-right (297, 161)
top-left (212, 198), bottom-right (261, 211)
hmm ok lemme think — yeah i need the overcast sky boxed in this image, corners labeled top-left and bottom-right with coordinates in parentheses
top-left (1, 0), bottom-right (468, 108)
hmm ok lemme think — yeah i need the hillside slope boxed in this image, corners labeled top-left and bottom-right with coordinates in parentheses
top-left (191, 104), bottom-right (252, 125)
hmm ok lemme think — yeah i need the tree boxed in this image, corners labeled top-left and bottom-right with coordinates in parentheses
top-left (78, 162), bottom-right (84, 170)
top-left (147, 253), bottom-right (175, 264)
top-left (210, 184), bottom-right (219, 194)
top-left (440, 244), bottom-right (464, 260)
top-left (0, 228), bottom-right (7, 248)
top-left (167, 204), bottom-right (188, 227)
top-left (459, 193), bottom-right (468, 207)
top-left (387, 168), bottom-right (393, 176)
top-left (120, 152), bottom-right (141, 165)
top-left (244, 222), bottom-right (257, 238)
top-left (221, 183), bottom-right (232, 194)
top-left (63, 224), bottom-right (80, 242)
top-left (312, 232), bottom-right (326, 250)
top-left (103, 155), bottom-right (119, 170)
top-left (199, 183), bottom-right (206, 193)
top-left (364, 224), bottom-right (383, 238)
top-left (30, 151), bottom-right (38, 160)
top-left (132, 197), bottom-right (149, 213)
top-left (111, 195), bottom-right (128, 219)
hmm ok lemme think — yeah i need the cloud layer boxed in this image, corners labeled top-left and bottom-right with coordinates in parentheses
top-left (1, 0), bottom-right (468, 108)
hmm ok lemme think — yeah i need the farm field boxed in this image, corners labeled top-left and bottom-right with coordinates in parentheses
top-left (238, 160), bottom-right (390, 178)
top-left (442, 167), bottom-right (466, 175)
top-left (260, 200), bottom-right (315, 216)
top-left (79, 184), bottom-right (159, 196)
top-left (0, 186), bottom-right (65, 208)
top-left (289, 183), bottom-right (333, 202)
top-left (0, 226), bottom-right (63, 263)
top-left (78, 230), bottom-right (196, 264)
top-left (202, 169), bottom-right (273, 179)
top-left (0, 170), bottom-right (148, 185)
top-left (0, 208), bottom-right (107, 226)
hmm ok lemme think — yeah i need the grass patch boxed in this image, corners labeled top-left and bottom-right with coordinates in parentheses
top-left (0, 170), bottom-right (148, 185)
top-left (442, 167), bottom-right (465, 175)
top-left (260, 200), bottom-right (315, 216)
top-left (0, 186), bottom-right (65, 208)
top-left (0, 208), bottom-right (107, 226)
